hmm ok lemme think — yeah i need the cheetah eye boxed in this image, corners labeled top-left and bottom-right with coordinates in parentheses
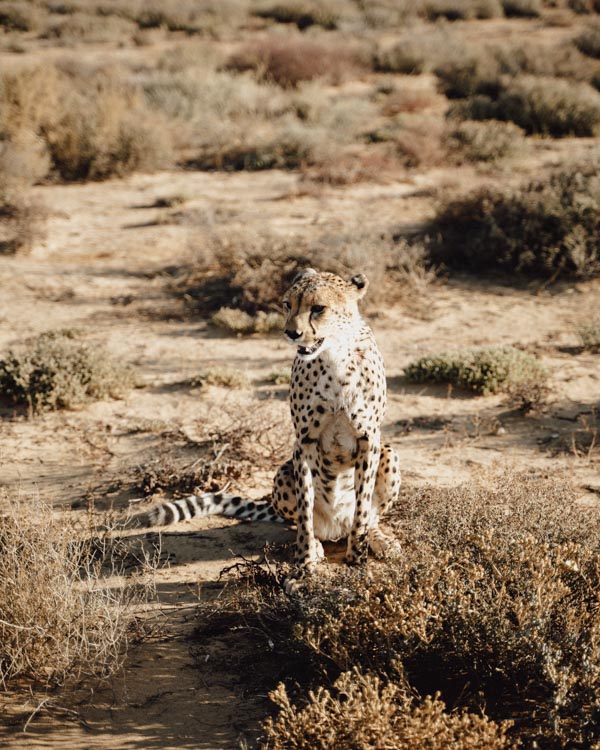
top-left (282, 300), bottom-right (291, 311)
top-left (311, 305), bottom-right (325, 315)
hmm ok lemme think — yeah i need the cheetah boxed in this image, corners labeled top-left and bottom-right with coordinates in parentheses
top-left (133, 269), bottom-right (401, 587)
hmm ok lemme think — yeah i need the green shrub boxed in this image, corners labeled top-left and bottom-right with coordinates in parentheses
top-left (0, 330), bottom-right (134, 413)
top-left (404, 346), bottom-right (546, 395)
top-left (444, 119), bottom-right (526, 163)
top-left (426, 166), bottom-right (600, 278)
top-left (199, 472), bottom-right (600, 749)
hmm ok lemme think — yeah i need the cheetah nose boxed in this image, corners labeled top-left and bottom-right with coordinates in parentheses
top-left (285, 329), bottom-right (302, 340)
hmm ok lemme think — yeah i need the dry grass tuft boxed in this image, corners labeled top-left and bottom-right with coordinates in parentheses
top-left (0, 330), bottom-right (134, 413)
top-left (426, 164), bottom-right (600, 279)
top-left (0, 494), bottom-right (150, 689)
top-left (404, 346), bottom-right (547, 395)
top-left (198, 472), bottom-right (600, 749)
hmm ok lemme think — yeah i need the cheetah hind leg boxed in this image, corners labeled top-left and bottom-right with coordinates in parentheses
top-left (369, 444), bottom-right (402, 560)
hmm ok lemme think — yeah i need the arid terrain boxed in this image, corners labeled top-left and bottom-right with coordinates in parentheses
top-left (0, 1), bottom-right (599, 748)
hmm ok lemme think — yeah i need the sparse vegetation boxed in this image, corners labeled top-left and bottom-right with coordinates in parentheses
top-left (139, 407), bottom-right (291, 496)
top-left (404, 346), bottom-right (547, 394)
top-left (199, 472), bottom-right (600, 749)
top-left (212, 307), bottom-right (284, 335)
top-left (183, 231), bottom-right (434, 319)
top-left (189, 367), bottom-right (251, 389)
top-left (0, 330), bottom-right (134, 413)
top-left (579, 318), bottom-right (600, 350)
top-left (426, 165), bottom-right (600, 278)
top-left (450, 75), bottom-right (600, 136)
top-left (0, 65), bottom-right (173, 182)
top-left (0, 494), bottom-right (150, 689)
top-left (444, 119), bottom-right (526, 162)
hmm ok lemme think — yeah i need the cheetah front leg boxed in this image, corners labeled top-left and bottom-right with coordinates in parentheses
top-left (368, 444), bottom-right (402, 559)
top-left (347, 435), bottom-right (380, 565)
top-left (284, 445), bottom-right (324, 594)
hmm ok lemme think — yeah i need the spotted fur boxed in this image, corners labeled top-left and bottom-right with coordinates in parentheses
top-left (132, 269), bottom-right (401, 585)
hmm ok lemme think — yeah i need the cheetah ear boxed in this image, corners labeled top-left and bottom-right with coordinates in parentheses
top-left (350, 273), bottom-right (369, 299)
top-left (291, 267), bottom-right (318, 284)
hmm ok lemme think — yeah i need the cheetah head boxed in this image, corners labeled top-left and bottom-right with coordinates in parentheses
top-left (282, 268), bottom-right (368, 361)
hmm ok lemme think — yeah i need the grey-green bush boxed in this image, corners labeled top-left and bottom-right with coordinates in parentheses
top-left (404, 346), bottom-right (547, 395)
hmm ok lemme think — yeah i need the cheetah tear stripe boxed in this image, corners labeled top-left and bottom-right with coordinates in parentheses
top-left (133, 492), bottom-right (283, 528)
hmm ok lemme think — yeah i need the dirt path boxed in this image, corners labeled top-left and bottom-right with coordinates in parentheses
top-left (0, 168), bottom-right (598, 748)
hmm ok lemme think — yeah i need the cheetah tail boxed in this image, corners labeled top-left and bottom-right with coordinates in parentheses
top-left (129, 492), bottom-right (282, 529)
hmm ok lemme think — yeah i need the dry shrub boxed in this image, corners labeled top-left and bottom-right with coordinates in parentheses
top-left (0, 2), bottom-right (45, 31)
top-left (199, 472), bottom-right (600, 749)
top-left (426, 0), bottom-right (503, 20)
top-left (426, 164), bottom-right (600, 278)
top-left (437, 43), bottom-right (592, 100)
top-left (490, 76), bottom-right (600, 136)
top-left (132, 0), bottom-right (246, 33)
top-left (264, 670), bottom-right (514, 750)
top-left (569, 0), bottom-right (600, 10)
top-left (501, 0), bottom-right (541, 15)
top-left (375, 27), bottom-right (462, 74)
top-left (139, 407), bottom-right (291, 496)
top-left (0, 188), bottom-right (45, 255)
top-left (404, 346), bottom-right (547, 395)
top-left (253, 0), bottom-right (350, 29)
top-left (575, 20), bottom-right (600, 58)
top-left (444, 119), bottom-right (526, 163)
top-left (0, 65), bottom-right (173, 182)
top-left (42, 11), bottom-right (137, 43)
top-left (392, 116), bottom-right (447, 167)
top-left (226, 36), bottom-right (367, 88)
top-left (0, 330), bottom-right (134, 413)
top-left (182, 230), bottom-right (435, 317)
top-left (0, 494), bottom-right (148, 689)
top-left (188, 366), bottom-right (251, 389)
top-left (211, 307), bottom-right (283, 335)
top-left (579, 318), bottom-right (600, 350)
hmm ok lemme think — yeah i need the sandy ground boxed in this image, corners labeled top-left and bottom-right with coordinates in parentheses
top-left (0, 165), bottom-right (598, 748)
